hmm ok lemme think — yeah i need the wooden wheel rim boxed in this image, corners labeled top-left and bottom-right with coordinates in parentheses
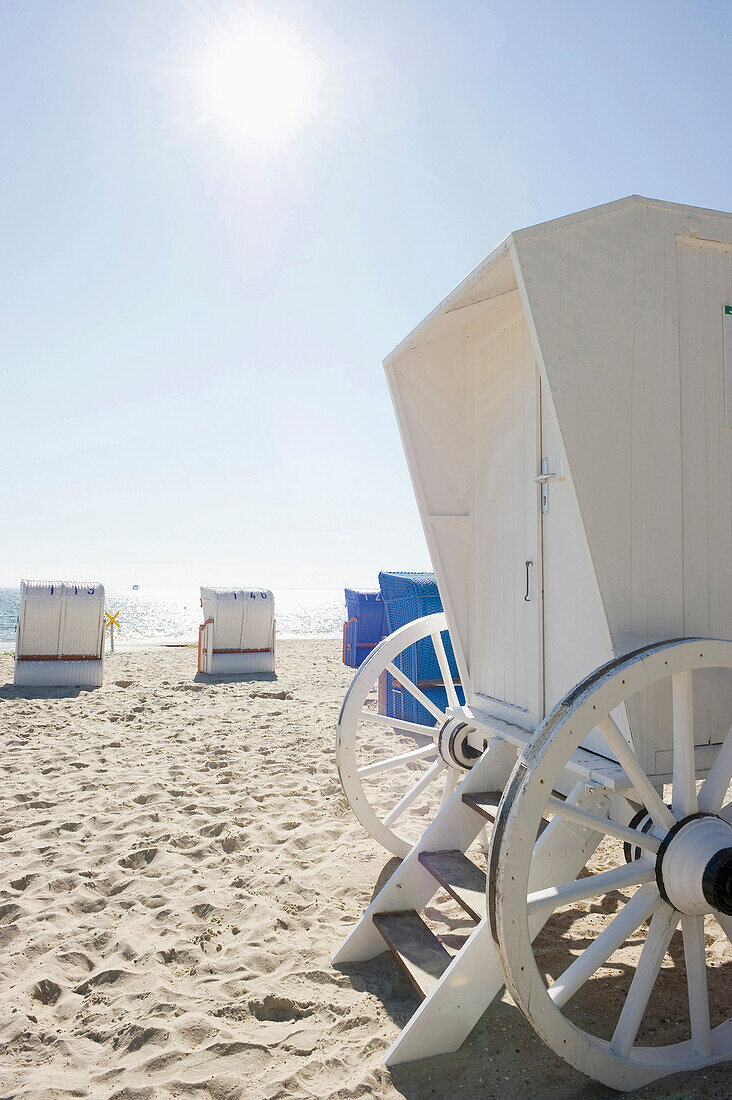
top-left (336, 612), bottom-right (464, 857)
top-left (491, 638), bottom-right (732, 1092)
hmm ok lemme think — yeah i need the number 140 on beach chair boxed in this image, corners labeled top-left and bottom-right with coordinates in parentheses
top-left (197, 587), bottom-right (275, 675)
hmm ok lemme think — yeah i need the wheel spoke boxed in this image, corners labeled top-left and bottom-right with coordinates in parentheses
top-left (714, 911), bottom-right (732, 943)
top-left (439, 766), bottom-right (461, 808)
top-left (358, 710), bottom-right (439, 739)
top-left (431, 630), bottom-right (460, 710)
top-left (386, 662), bottom-right (445, 723)
top-left (546, 796), bottom-right (661, 854)
top-left (527, 862), bottom-right (656, 919)
top-left (609, 906), bottom-right (679, 1058)
top-left (548, 883), bottom-right (662, 1008)
top-left (357, 743), bottom-right (438, 779)
top-left (699, 725), bottom-right (732, 813)
top-left (598, 716), bottom-right (676, 831)
top-left (681, 914), bottom-right (712, 1056)
top-left (383, 758), bottom-right (445, 827)
top-left (672, 670), bottom-right (698, 818)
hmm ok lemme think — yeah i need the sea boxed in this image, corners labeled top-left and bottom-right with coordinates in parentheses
top-left (0, 588), bottom-right (346, 649)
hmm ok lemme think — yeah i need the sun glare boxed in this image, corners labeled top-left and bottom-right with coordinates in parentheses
top-left (190, 19), bottom-right (323, 151)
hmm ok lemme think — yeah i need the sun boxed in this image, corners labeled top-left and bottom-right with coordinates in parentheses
top-left (190, 18), bottom-right (324, 151)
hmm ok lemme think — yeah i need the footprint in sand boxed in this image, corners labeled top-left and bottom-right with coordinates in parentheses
top-left (191, 902), bottom-right (216, 918)
top-left (74, 968), bottom-right (132, 995)
top-left (31, 978), bottom-right (62, 1005)
top-left (10, 874), bottom-right (36, 891)
top-left (119, 848), bottom-right (158, 869)
top-left (248, 994), bottom-right (314, 1022)
top-left (56, 950), bottom-right (95, 972)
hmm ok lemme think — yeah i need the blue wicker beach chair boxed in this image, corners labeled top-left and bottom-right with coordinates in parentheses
top-left (342, 589), bottom-right (386, 668)
top-left (377, 571), bottom-right (464, 725)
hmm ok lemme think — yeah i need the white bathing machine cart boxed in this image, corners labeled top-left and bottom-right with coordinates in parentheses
top-left (334, 197), bottom-right (732, 1091)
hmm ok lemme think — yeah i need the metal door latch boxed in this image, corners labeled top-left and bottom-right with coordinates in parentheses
top-left (534, 458), bottom-right (559, 514)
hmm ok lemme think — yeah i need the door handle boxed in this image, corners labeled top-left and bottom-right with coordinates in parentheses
top-left (534, 457), bottom-right (561, 514)
top-left (524, 560), bottom-right (532, 602)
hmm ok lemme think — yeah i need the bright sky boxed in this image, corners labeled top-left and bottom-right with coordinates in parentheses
top-left (2, 1), bottom-right (730, 589)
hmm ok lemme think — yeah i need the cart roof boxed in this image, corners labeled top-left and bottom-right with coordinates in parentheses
top-left (383, 194), bottom-right (732, 702)
top-left (384, 195), bottom-right (732, 366)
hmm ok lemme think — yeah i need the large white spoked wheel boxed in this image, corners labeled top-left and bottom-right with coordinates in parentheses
top-left (491, 638), bottom-right (732, 1092)
top-left (337, 612), bottom-right (469, 858)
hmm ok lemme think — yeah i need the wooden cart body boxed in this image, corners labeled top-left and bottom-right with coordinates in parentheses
top-left (385, 195), bottom-right (732, 777)
top-left (335, 199), bottom-right (732, 1090)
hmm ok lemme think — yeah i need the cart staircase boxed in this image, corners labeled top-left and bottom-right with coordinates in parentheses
top-left (333, 741), bottom-right (606, 1066)
top-left (332, 746), bottom-right (511, 1066)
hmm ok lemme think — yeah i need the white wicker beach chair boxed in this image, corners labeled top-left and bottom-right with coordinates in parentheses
top-left (198, 588), bottom-right (275, 675)
top-left (14, 580), bottom-right (105, 688)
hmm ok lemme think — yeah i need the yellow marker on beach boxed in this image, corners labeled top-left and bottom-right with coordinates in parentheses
top-left (104, 611), bottom-right (120, 653)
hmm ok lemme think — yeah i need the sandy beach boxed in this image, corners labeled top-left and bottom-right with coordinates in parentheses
top-left (0, 639), bottom-right (729, 1100)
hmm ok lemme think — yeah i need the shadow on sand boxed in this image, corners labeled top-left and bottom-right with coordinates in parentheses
top-left (194, 670), bottom-right (278, 685)
top-left (0, 682), bottom-right (90, 700)
top-left (334, 854), bottom-right (732, 1100)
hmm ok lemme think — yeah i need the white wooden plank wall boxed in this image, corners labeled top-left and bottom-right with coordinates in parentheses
top-left (473, 312), bottom-right (539, 721)
top-left (677, 236), bottom-right (732, 750)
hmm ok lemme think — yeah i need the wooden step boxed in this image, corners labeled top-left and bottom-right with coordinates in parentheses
top-left (462, 789), bottom-right (553, 839)
top-left (418, 849), bottom-right (486, 921)
top-left (461, 790), bottom-right (502, 822)
top-left (373, 910), bottom-right (452, 998)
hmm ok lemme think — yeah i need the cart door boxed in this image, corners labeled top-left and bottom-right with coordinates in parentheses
top-left (538, 382), bottom-right (618, 750)
top-left (472, 313), bottom-right (543, 730)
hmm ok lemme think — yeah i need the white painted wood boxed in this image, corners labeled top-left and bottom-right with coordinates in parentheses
top-left (383, 918), bottom-right (504, 1066)
top-left (385, 342), bottom-right (475, 692)
top-left (609, 907), bottom-right (679, 1058)
top-left (672, 670), bottom-right (698, 817)
top-left (526, 862), bottom-right (656, 920)
top-left (357, 198), bottom-right (732, 1090)
top-left (547, 794), bottom-right (661, 851)
top-left (347, 766), bottom-right (606, 1067)
top-left (431, 630), bottom-right (460, 710)
top-left (385, 662), bottom-right (445, 723)
top-left (681, 914), bottom-right (712, 1056)
top-left (699, 724), bottom-right (732, 813)
top-left (357, 743), bottom-right (437, 779)
top-left (491, 638), bottom-right (732, 1092)
top-left (676, 237), bottom-right (732, 758)
top-left (472, 309), bottom-right (542, 726)
top-left (535, 372), bottom-right (615, 746)
top-left (333, 741), bottom-right (511, 965)
top-left (336, 613), bottom-right (460, 857)
top-left (598, 716), bottom-right (676, 832)
top-left (385, 196), bottom-right (732, 773)
top-left (383, 759), bottom-right (446, 828)
top-left (550, 885), bottom-right (663, 1009)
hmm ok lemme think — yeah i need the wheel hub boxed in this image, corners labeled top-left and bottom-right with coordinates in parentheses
top-left (437, 717), bottom-right (480, 770)
top-left (656, 812), bottom-right (732, 915)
